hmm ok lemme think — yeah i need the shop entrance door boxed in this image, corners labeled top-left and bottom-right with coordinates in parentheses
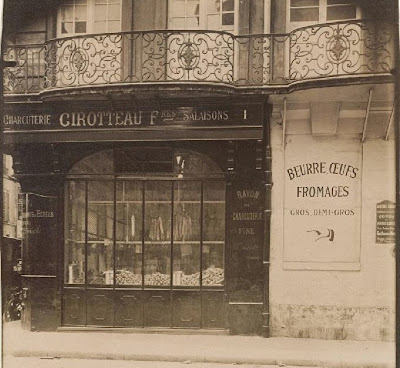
top-left (62, 148), bottom-right (226, 329)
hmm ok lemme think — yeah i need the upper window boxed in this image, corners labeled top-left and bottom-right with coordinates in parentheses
top-left (58, 0), bottom-right (121, 36)
top-left (169, 0), bottom-right (236, 32)
top-left (289, 0), bottom-right (359, 28)
top-left (326, 0), bottom-right (357, 21)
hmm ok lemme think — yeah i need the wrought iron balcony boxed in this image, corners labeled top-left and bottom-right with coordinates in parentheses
top-left (3, 20), bottom-right (394, 95)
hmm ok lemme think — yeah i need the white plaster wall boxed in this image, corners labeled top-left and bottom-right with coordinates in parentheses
top-left (269, 118), bottom-right (395, 339)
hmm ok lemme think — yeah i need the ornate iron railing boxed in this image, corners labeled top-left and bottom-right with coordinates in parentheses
top-left (288, 20), bottom-right (393, 80)
top-left (3, 20), bottom-right (394, 95)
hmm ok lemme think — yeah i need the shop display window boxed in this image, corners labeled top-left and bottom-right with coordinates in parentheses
top-left (87, 181), bottom-right (114, 285)
top-left (64, 149), bottom-right (225, 289)
top-left (202, 181), bottom-right (225, 286)
top-left (64, 181), bottom-right (86, 284)
top-left (115, 181), bottom-right (143, 286)
top-left (173, 181), bottom-right (201, 287)
top-left (144, 181), bottom-right (172, 287)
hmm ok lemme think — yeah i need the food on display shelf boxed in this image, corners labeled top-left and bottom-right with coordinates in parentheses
top-left (180, 272), bottom-right (200, 286)
top-left (100, 267), bottom-right (224, 286)
top-left (175, 267), bottom-right (224, 286)
top-left (144, 272), bottom-right (170, 286)
top-left (115, 270), bottom-right (142, 285)
top-left (202, 267), bottom-right (224, 286)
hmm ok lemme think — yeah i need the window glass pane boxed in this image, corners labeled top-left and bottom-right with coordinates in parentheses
top-left (327, 5), bottom-right (356, 20)
top-left (87, 202), bottom-right (113, 247)
top-left (222, 0), bottom-right (234, 12)
top-left (93, 21), bottom-right (107, 33)
top-left (290, 8), bottom-right (319, 21)
top-left (170, 17), bottom-right (185, 29)
top-left (115, 182), bottom-right (143, 287)
top-left (69, 150), bottom-right (114, 175)
top-left (65, 181), bottom-right (86, 285)
top-left (207, 14), bottom-right (220, 29)
top-left (108, 20), bottom-right (120, 32)
top-left (222, 13), bottom-right (234, 26)
top-left (94, 5), bottom-right (107, 20)
top-left (174, 151), bottom-right (223, 178)
top-left (202, 181), bottom-right (225, 286)
top-left (75, 5), bottom-right (87, 20)
top-left (75, 21), bottom-right (87, 33)
top-left (87, 181), bottom-right (114, 285)
top-left (116, 181), bottom-right (142, 242)
top-left (187, 0), bottom-right (200, 17)
top-left (75, 0), bottom-right (87, 4)
top-left (173, 181), bottom-right (201, 287)
top-left (109, 4), bottom-right (121, 20)
top-left (88, 181), bottom-right (113, 202)
top-left (61, 22), bottom-right (73, 34)
top-left (291, 0), bottom-right (319, 7)
top-left (186, 16), bottom-right (200, 28)
top-left (327, 0), bottom-right (351, 4)
top-left (144, 181), bottom-right (172, 287)
top-left (87, 242), bottom-right (113, 284)
top-left (115, 244), bottom-right (142, 285)
top-left (170, 0), bottom-right (185, 17)
top-left (95, 0), bottom-right (107, 4)
top-left (61, 6), bottom-right (74, 21)
top-left (207, 0), bottom-right (220, 14)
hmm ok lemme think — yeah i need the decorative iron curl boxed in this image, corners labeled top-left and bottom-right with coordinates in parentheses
top-left (2, 21), bottom-right (395, 94)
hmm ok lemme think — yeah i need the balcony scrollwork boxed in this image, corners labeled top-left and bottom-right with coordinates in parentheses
top-left (2, 20), bottom-right (394, 95)
top-left (289, 20), bottom-right (393, 80)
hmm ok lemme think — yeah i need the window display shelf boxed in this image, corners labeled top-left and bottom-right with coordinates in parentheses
top-left (66, 240), bottom-right (224, 244)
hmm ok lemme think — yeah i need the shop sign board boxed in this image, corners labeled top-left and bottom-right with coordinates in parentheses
top-left (3, 102), bottom-right (264, 132)
top-left (283, 137), bottom-right (362, 270)
top-left (229, 180), bottom-right (264, 302)
top-left (21, 193), bottom-right (58, 275)
top-left (376, 200), bottom-right (395, 244)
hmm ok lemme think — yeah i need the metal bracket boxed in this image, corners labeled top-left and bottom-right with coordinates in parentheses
top-left (361, 88), bottom-right (373, 143)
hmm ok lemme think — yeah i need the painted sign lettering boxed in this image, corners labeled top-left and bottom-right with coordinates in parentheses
top-left (376, 200), bottom-right (395, 244)
top-left (3, 103), bottom-right (262, 132)
top-left (283, 137), bottom-right (362, 270)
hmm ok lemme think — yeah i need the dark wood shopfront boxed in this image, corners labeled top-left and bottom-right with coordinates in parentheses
top-left (3, 98), bottom-right (271, 335)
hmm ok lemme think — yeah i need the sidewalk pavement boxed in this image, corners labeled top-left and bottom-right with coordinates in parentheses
top-left (2, 321), bottom-right (395, 368)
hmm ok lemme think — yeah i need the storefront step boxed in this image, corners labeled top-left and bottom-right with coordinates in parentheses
top-left (57, 327), bottom-right (229, 335)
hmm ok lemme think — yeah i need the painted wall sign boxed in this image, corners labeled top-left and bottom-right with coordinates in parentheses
top-left (229, 181), bottom-right (264, 302)
top-left (21, 193), bottom-right (58, 275)
top-left (3, 102), bottom-right (263, 132)
top-left (376, 200), bottom-right (395, 244)
top-left (283, 137), bottom-right (361, 270)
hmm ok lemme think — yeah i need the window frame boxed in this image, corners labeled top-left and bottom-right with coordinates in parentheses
top-left (287, 0), bottom-right (361, 31)
top-left (63, 149), bottom-right (226, 289)
top-left (57, 0), bottom-right (122, 37)
top-left (168, 0), bottom-right (239, 34)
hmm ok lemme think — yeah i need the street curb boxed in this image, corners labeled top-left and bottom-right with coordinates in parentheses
top-left (9, 349), bottom-right (395, 368)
